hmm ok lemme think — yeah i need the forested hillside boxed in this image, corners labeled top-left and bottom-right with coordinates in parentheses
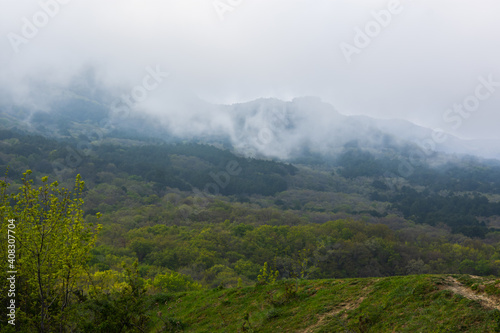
top-left (3, 124), bottom-right (500, 331)
top-left (2, 127), bottom-right (500, 280)
top-left (2, 0), bottom-right (499, 330)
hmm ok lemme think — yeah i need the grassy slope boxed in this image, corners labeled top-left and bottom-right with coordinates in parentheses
top-left (148, 275), bottom-right (500, 333)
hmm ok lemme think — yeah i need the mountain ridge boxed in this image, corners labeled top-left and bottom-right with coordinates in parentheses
top-left (2, 90), bottom-right (499, 161)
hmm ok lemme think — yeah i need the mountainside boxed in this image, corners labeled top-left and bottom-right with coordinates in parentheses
top-left (3, 90), bottom-right (500, 160)
top-left (3, 94), bottom-right (500, 331)
top-left (2, 0), bottom-right (499, 330)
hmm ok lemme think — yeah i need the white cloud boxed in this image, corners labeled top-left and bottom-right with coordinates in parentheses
top-left (1, 0), bottom-right (499, 141)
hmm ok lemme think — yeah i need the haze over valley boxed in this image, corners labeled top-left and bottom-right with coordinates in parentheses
top-left (2, 1), bottom-right (500, 331)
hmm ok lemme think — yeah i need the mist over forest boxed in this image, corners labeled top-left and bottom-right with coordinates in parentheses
top-left (2, 73), bottom-right (500, 163)
top-left (2, 1), bottom-right (500, 331)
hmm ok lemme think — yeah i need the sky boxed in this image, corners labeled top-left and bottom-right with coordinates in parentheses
top-left (1, 0), bottom-right (500, 141)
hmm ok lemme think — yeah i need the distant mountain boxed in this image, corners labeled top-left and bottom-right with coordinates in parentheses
top-left (222, 97), bottom-right (500, 161)
top-left (1, 88), bottom-right (499, 161)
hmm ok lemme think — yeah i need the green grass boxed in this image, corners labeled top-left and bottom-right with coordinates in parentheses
top-left (147, 275), bottom-right (500, 332)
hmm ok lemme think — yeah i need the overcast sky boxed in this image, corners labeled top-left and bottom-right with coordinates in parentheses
top-left (1, 0), bottom-right (499, 141)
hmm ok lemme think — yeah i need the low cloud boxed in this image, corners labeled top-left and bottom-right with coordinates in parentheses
top-left (1, 0), bottom-right (499, 144)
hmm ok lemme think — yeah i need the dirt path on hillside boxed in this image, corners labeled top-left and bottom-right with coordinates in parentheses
top-left (301, 281), bottom-right (379, 333)
top-left (444, 276), bottom-right (500, 311)
top-left (301, 277), bottom-right (500, 333)
top-left (301, 296), bottom-right (363, 333)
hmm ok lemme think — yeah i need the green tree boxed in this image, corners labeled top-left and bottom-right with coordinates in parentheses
top-left (0, 170), bottom-right (101, 332)
top-left (257, 262), bottom-right (279, 285)
top-left (153, 271), bottom-right (201, 292)
top-left (80, 261), bottom-right (150, 332)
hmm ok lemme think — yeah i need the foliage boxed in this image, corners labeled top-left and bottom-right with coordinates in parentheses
top-left (153, 271), bottom-right (202, 292)
top-left (78, 261), bottom-right (150, 333)
top-left (257, 262), bottom-right (279, 285)
top-left (0, 170), bottom-right (101, 332)
top-left (388, 186), bottom-right (499, 237)
top-left (5, 126), bottom-right (500, 330)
